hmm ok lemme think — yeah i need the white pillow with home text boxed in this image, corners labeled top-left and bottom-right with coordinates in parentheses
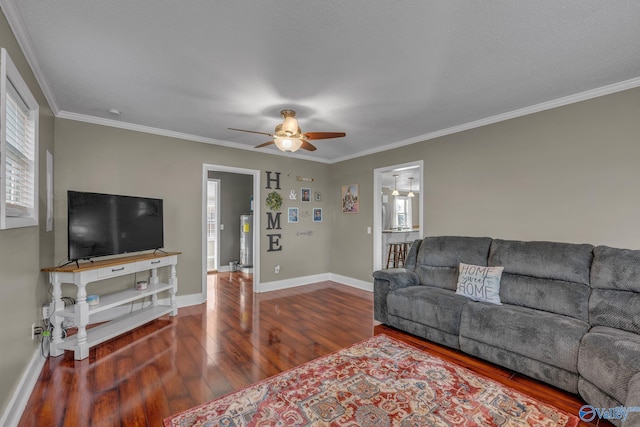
top-left (456, 262), bottom-right (503, 305)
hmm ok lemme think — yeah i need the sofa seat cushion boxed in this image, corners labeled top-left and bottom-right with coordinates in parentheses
top-left (460, 302), bottom-right (589, 373)
top-left (387, 286), bottom-right (469, 337)
top-left (578, 326), bottom-right (640, 405)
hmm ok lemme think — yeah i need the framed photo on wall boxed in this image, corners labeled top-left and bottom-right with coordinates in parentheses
top-left (342, 184), bottom-right (359, 213)
top-left (288, 207), bottom-right (299, 223)
top-left (313, 208), bottom-right (322, 222)
top-left (301, 188), bottom-right (311, 202)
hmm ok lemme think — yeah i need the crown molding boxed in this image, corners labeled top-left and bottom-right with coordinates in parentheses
top-left (4, 0), bottom-right (639, 166)
top-left (56, 111), bottom-right (332, 164)
top-left (330, 76), bottom-right (640, 164)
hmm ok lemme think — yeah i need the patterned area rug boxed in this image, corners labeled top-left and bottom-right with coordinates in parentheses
top-left (164, 334), bottom-right (580, 426)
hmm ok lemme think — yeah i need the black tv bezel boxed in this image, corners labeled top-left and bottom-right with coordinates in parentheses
top-left (67, 190), bottom-right (164, 262)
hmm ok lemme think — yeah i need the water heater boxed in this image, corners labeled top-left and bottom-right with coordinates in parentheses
top-left (240, 214), bottom-right (253, 267)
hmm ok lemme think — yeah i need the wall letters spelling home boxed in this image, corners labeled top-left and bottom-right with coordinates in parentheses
top-left (265, 171), bottom-right (283, 252)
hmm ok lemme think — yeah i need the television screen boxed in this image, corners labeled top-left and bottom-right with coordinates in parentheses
top-left (68, 191), bottom-right (164, 261)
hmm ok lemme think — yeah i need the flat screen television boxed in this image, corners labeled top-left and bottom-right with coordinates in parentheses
top-left (68, 191), bottom-right (164, 261)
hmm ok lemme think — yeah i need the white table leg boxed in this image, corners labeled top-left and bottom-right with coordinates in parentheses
top-left (49, 273), bottom-right (65, 357)
top-left (169, 263), bottom-right (178, 316)
top-left (74, 282), bottom-right (90, 360)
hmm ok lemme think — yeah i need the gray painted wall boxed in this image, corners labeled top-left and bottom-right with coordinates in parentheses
top-left (53, 119), bottom-right (332, 293)
top-left (0, 10), bottom-right (55, 416)
top-left (330, 86), bottom-right (640, 282)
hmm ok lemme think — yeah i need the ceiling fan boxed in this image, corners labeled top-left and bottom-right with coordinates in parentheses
top-left (228, 109), bottom-right (346, 153)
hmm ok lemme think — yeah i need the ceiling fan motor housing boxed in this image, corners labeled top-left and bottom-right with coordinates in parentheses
top-left (279, 110), bottom-right (300, 137)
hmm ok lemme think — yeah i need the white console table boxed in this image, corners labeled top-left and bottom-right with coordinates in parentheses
top-left (42, 251), bottom-right (180, 360)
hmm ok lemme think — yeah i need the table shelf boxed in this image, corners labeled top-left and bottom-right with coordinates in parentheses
top-left (56, 305), bottom-right (175, 351)
top-left (60, 282), bottom-right (174, 319)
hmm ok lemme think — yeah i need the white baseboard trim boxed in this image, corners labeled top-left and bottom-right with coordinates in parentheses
top-left (176, 292), bottom-right (206, 308)
top-left (258, 273), bottom-right (332, 293)
top-left (0, 348), bottom-right (47, 427)
top-left (328, 274), bottom-right (373, 292)
top-left (258, 273), bottom-right (373, 293)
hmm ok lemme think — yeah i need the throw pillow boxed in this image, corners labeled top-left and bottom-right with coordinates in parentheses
top-left (456, 262), bottom-right (504, 305)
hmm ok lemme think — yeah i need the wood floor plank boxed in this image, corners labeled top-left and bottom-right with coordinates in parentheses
top-left (18, 273), bottom-right (608, 426)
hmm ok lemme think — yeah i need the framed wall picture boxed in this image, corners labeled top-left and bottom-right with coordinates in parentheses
top-left (341, 184), bottom-right (359, 213)
top-left (288, 207), bottom-right (299, 223)
top-left (301, 188), bottom-right (311, 202)
top-left (313, 208), bottom-right (322, 222)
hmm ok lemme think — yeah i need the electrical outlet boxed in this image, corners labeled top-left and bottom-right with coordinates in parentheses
top-left (275, 265), bottom-right (280, 274)
top-left (42, 303), bottom-right (51, 320)
top-left (31, 322), bottom-right (36, 340)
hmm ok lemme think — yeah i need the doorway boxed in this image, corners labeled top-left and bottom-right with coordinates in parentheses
top-left (373, 161), bottom-right (424, 271)
top-left (202, 164), bottom-right (261, 295)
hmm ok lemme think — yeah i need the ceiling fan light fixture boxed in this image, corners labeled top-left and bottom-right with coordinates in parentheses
top-left (274, 137), bottom-right (303, 153)
top-left (229, 108), bottom-right (345, 153)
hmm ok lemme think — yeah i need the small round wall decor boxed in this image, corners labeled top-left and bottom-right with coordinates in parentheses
top-left (266, 191), bottom-right (283, 211)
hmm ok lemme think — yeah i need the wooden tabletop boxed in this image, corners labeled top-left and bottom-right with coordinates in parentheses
top-left (42, 251), bottom-right (181, 273)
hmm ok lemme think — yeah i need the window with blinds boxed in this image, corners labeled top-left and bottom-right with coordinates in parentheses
top-left (1, 48), bottom-right (39, 229)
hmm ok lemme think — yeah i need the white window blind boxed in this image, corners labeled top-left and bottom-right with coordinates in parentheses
top-left (5, 79), bottom-right (35, 217)
top-left (1, 47), bottom-right (39, 229)
top-left (394, 196), bottom-right (412, 229)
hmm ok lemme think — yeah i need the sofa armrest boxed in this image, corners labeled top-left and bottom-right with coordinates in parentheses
top-left (373, 268), bottom-right (420, 324)
top-left (624, 372), bottom-right (640, 426)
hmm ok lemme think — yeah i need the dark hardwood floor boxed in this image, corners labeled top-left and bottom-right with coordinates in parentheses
top-left (18, 272), bottom-right (608, 426)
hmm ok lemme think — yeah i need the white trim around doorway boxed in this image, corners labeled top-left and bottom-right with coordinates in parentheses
top-left (373, 160), bottom-right (424, 272)
top-left (202, 164), bottom-right (261, 295)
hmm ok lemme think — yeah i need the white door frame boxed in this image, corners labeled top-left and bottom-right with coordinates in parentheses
top-left (373, 160), bottom-right (424, 271)
top-left (205, 179), bottom-right (221, 272)
top-left (202, 164), bottom-right (261, 294)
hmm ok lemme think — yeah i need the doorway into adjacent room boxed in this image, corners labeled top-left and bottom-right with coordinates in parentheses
top-left (373, 161), bottom-right (424, 271)
top-left (202, 165), bottom-right (261, 295)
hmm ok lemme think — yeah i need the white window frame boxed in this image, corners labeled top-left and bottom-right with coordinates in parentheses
top-left (1, 48), bottom-right (39, 229)
top-left (393, 196), bottom-right (412, 230)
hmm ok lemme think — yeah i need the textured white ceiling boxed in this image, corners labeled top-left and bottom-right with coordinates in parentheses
top-left (3, 1), bottom-right (640, 162)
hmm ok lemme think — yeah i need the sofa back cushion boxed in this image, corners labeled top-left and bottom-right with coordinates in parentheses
top-left (415, 236), bottom-right (492, 290)
top-left (590, 246), bottom-right (640, 334)
top-left (488, 239), bottom-right (593, 321)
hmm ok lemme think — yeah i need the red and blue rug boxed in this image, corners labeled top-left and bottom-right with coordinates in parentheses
top-left (164, 334), bottom-right (579, 426)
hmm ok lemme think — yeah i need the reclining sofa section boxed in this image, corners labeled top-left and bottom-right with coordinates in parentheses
top-left (373, 236), bottom-right (640, 426)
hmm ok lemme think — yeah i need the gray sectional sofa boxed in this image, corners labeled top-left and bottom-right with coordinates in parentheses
top-left (373, 236), bottom-right (640, 426)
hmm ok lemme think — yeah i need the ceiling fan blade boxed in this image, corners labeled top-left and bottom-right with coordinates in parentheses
top-left (228, 128), bottom-right (274, 137)
top-left (303, 132), bottom-right (346, 140)
top-left (254, 141), bottom-right (275, 149)
top-left (299, 140), bottom-right (317, 151)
